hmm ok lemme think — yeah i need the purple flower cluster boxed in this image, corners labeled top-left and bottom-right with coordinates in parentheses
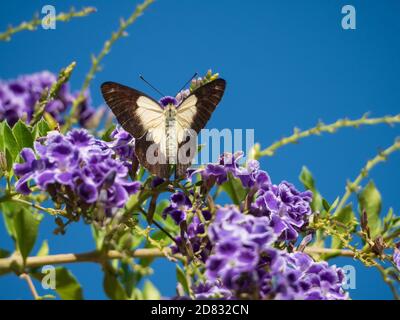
top-left (190, 152), bottom-right (313, 242)
top-left (14, 129), bottom-right (140, 216)
top-left (163, 192), bottom-right (212, 262)
top-left (0, 71), bottom-right (98, 127)
top-left (107, 126), bottom-right (138, 168)
top-left (394, 247), bottom-right (400, 272)
top-left (195, 207), bottom-right (348, 300)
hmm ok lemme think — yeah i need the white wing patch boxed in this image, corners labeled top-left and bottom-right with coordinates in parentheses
top-left (176, 95), bottom-right (198, 143)
top-left (136, 96), bottom-right (166, 145)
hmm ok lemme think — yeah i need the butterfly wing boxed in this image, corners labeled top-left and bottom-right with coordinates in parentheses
top-left (101, 82), bottom-right (169, 177)
top-left (175, 78), bottom-right (226, 177)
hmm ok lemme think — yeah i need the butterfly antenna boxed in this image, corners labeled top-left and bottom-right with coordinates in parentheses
top-left (139, 75), bottom-right (165, 97)
top-left (176, 72), bottom-right (198, 95)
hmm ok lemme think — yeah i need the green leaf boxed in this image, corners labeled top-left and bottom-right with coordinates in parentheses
top-left (322, 198), bottom-right (330, 212)
top-left (331, 205), bottom-right (355, 249)
top-left (2, 122), bottom-right (19, 162)
top-left (103, 269), bottom-right (128, 300)
top-left (221, 173), bottom-right (246, 205)
top-left (176, 265), bottom-right (190, 295)
top-left (120, 262), bottom-right (135, 298)
top-left (43, 112), bottom-right (57, 130)
top-left (0, 121), bottom-right (5, 151)
top-left (143, 280), bottom-right (161, 300)
top-left (1, 202), bottom-right (16, 239)
top-left (36, 240), bottom-right (49, 256)
top-left (13, 209), bottom-right (40, 262)
top-left (5, 148), bottom-right (13, 172)
top-left (55, 267), bottom-right (84, 300)
top-left (101, 123), bottom-right (116, 142)
top-left (358, 180), bottom-right (382, 238)
top-left (12, 120), bottom-right (34, 149)
top-left (299, 166), bottom-right (323, 212)
top-left (35, 118), bottom-right (51, 137)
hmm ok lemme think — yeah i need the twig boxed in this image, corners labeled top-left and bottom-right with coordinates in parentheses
top-left (63, 0), bottom-right (155, 132)
top-left (334, 138), bottom-right (400, 215)
top-left (255, 114), bottom-right (400, 158)
top-left (375, 264), bottom-right (399, 300)
top-left (303, 247), bottom-right (354, 257)
top-left (8, 197), bottom-right (67, 217)
top-left (138, 207), bottom-right (177, 244)
top-left (0, 7), bottom-right (96, 41)
top-left (19, 273), bottom-right (40, 300)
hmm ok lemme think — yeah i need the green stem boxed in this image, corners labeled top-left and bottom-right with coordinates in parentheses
top-left (31, 62), bottom-right (76, 126)
top-left (63, 0), bottom-right (155, 131)
top-left (375, 264), bottom-right (399, 300)
top-left (334, 139), bottom-right (400, 215)
top-left (0, 7), bottom-right (96, 41)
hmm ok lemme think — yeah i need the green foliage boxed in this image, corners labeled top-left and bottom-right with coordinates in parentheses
top-left (176, 265), bottom-right (190, 296)
top-left (331, 205), bottom-right (356, 249)
top-left (103, 268), bottom-right (128, 300)
top-left (13, 209), bottom-right (41, 262)
top-left (36, 240), bottom-right (49, 257)
top-left (54, 267), bottom-right (84, 300)
top-left (2, 122), bottom-right (20, 165)
top-left (221, 173), bottom-right (246, 205)
top-left (358, 181), bottom-right (382, 239)
top-left (143, 280), bottom-right (161, 300)
top-left (0, 118), bottom-right (52, 175)
top-left (12, 120), bottom-right (34, 149)
top-left (299, 166), bottom-right (323, 212)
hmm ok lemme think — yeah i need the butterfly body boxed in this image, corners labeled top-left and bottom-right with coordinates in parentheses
top-left (101, 78), bottom-right (226, 179)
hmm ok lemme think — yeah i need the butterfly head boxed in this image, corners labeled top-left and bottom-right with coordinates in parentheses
top-left (159, 96), bottom-right (178, 108)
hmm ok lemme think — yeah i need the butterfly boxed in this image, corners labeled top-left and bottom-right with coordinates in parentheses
top-left (100, 78), bottom-right (226, 179)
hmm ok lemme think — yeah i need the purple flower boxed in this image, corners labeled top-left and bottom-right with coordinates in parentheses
top-left (162, 191), bottom-right (192, 224)
top-left (199, 207), bottom-right (348, 300)
top-left (175, 89), bottom-right (190, 106)
top-left (394, 247), bottom-right (400, 272)
top-left (0, 71), bottom-right (99, 127)
top-left (190, 152), bottom-right (313, 242)
top-left (193, 280), bottom-right (232, 300)
top-left (107, 126), bottom-right (138, 168)
top-left (14, 129), bottom-right (140, 215)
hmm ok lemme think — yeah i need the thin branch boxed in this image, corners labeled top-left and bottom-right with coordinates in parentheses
top-left (303, 247), bottom-right (354, 257)
top-left (63, 0), bottom-right (155, 131)
top-left (255, 114), bottom-right (400, 159)
top-left (0, 248), bottom-right (167, 274)
top-left (375, 264), bottom-right (399, 300)
top-left (19, 273), bottom-right (40, 300)
top-left (0, 7), bottom-right (96, 41)
top-left (138, 207), bottom-right (177, 244)
top-left (334, 138), bottom-right (400, 215)
top-left (8, 197), bottom-right (67, 217)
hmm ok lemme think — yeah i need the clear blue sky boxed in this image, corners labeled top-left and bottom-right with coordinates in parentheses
top-left (1, 0), bottom-right (399, 299)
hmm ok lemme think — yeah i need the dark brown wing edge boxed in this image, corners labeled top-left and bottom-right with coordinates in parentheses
top-left (100, 82), bottom-right (169, 177)
top-left (175, 78), bottom-right (226, 178)
top-left (186, 78), bottom-right (226, 133)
